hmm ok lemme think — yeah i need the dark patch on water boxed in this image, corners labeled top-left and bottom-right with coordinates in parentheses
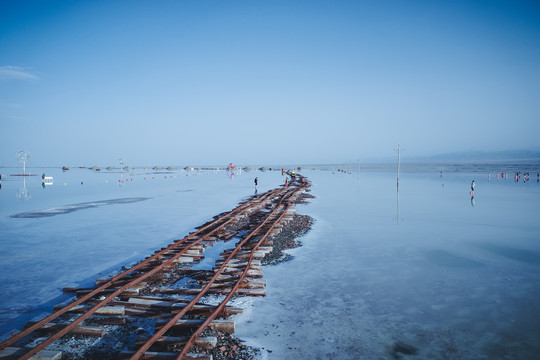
top-left (10, 197), bottom-right (150, 218)
top-left (479, 244), bottom-right (540, 266)
top-left (387, 341), bottom-right (418, 359)
top-left (425, 250), bottom-right (483, 268)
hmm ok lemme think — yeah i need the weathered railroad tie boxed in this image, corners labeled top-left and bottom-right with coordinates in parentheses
top-left (0, 174), bottom-right (311, 360)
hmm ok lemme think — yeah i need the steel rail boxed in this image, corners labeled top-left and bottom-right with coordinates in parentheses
top-left (177, 183), bottom-right (307, 359)
top-left (4, 187), bottom-right (284, 359)
top-left (131, 181), bottom-right (307, 359)
top-left (15, 188), bottom-right (283, 360)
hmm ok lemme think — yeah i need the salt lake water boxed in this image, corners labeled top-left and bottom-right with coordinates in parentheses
top-left (0, 167), bottom-right (284, 338)
top-left (1, 165), bottom-right (539, 359)
top-left (237, 168), bottom-right (540, 359)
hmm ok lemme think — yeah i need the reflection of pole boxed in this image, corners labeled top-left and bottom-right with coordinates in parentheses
top-left (17, 174), bottom-right (30, 200)
top-left (397, 183), bottom-right (400, 223)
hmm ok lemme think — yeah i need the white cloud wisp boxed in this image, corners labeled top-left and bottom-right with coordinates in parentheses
top-left (0, 66), bottom-right (38, 80)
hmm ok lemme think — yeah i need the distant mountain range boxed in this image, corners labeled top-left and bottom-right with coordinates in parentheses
top-left (408, 150), bottom-right (540, 163)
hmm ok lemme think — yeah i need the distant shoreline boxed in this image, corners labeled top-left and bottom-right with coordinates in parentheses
top-left (1, 160), bottom-right (539, 174)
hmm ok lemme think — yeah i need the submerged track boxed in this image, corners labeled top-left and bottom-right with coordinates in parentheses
top-left (0, 173), bottom-right (310, 360)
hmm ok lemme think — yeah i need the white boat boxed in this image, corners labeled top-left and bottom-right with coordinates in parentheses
top-left (43, 176), bottom-right (53, 185)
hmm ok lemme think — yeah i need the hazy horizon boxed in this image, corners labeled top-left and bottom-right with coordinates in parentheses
top-left (2, 147), bottom-right (540, 171)
top-left (2, 1), bottom-right (539, 166)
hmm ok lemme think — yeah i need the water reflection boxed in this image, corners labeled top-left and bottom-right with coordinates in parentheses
top-left (118, 172), bottom-right (124, 187)
top-left (16, 176), bottom-right (30, 200)
top-left (395, 181), bottom-right (403, 223)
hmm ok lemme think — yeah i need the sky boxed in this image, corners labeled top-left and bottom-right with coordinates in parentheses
top-left (1, 0), bottom-right (540, 167)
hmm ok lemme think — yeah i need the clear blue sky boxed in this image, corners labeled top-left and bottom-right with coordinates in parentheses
top-left (1, 0), bottom-right (539, 167)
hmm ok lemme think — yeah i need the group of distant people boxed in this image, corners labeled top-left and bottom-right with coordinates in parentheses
top-left (513, 172), bottom-right (538, 183)
top-left (488, 172), bottom-right (509, 181)
top-left (487, 171), bottom-right (540, 183)
top-left (470, 170), bottom-right (539, 205)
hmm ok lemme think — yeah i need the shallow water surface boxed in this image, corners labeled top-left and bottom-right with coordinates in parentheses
top-left (0, 167), bottom-right (281, 336)
top-left (236, 169), bottom-right (540, 359)
top-left (1, 167), bottom-right (539, 359)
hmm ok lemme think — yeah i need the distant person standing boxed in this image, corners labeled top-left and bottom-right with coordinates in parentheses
top-left (254, 177), bottom-right (258, 188)
top-left (470, 180), bottom-right (475, 206)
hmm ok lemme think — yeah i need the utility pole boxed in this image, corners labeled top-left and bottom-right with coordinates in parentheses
top-left (357, 159), bottom-right (361, 192)
top-left (16, 150), bottom-right (30, 176)
top-left (393, 145), bottom-right (404, 190)
top-left (393, 146), bottom-right (404, 223)
top-left (118, 158), bottom-right (124, 186)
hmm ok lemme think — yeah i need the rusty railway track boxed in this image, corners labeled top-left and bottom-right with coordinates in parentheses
top-left (1, 174), bottom-right (310, 360)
